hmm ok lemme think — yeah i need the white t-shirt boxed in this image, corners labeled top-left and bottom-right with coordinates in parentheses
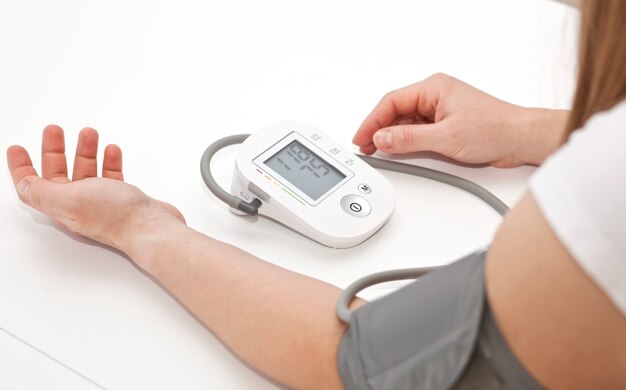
top-left (530, 99), bottom-right (626, 317)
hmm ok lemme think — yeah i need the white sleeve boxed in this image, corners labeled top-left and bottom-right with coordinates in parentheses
top-left (529, 100), bottom-right (626, 317)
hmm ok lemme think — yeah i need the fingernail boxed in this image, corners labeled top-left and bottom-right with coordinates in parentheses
top-left (374, 130), bottom-right (392, 149)
top-left (17, 179), bottom-right (30, 197)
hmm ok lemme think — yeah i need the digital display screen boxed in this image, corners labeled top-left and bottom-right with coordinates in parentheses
top-left (264, 140), bottom-right (346, 201)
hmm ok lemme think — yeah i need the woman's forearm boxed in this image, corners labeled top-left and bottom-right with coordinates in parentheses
top-left (121, 218), bottom-right (354, 389)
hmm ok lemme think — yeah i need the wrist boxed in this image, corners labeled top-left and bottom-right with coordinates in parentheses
top-left (114, 210), bottom-right (189, 270)
top-left (513, 107), bottom-right (569, 166)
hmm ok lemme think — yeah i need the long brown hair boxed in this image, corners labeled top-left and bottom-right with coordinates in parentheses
top-left (566, 0), bottom-right (626, 138)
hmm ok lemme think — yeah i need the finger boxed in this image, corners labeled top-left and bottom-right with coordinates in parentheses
top-left (102, 144), bottom-right (124, 181)
top-left (396, 118), bottom-right (415, 125)
top-left (14, 175), bottom-right (73, 216)
top-left (358, 143), bottom-right (377, 155)
top-left (72, 127), bottom-right (99, 181)
top-left (372, 123), bottom-right (445, 154)
top-left (41, 125), bottom-right (70, 183)
top-left (7, 146), bottom-right (39, 203)
top-left (353, 89), bottom-right (414, 148)
top-left (7, 145), bottom-right (38, 185)
top-left (352, 81), bottom-right (440, 148)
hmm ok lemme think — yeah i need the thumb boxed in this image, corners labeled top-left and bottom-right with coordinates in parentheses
top-left (372, 123), bottom-right (444, 154)
top-left (16, 176), bottom-right (69, 215)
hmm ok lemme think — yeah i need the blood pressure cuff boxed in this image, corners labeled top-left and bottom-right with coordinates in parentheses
top-left (337, 249), bottom-right (542, 390)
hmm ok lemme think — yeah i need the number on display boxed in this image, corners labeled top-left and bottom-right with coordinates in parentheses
top-left (283, 142), bottom-right (330, 178)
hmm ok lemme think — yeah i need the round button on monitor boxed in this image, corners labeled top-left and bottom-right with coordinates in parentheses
top-left (340, 194), bottom-right (371, 218)
top-left (358, 183), bottom-right (372, 194)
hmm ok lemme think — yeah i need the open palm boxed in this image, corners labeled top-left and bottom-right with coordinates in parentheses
top-left (7, 125), bottom-right (185, 250)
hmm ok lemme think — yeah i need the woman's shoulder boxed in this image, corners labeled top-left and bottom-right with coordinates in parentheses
top-left (577, 99), bottom-right (626, 139)
top-left (487, 98), bottom-right (626, 386)
top-left (528, 98), bottom-right (626, 317)
top-left (531, 99), bottom-right (626, 194)
top-left (535, 99), bottom-right (626, 184)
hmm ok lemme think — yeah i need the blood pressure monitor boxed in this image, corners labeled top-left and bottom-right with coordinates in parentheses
top-left (229, 121), bottom-right (395, 248)
top-left (201, 121), bottom-right (508, 322)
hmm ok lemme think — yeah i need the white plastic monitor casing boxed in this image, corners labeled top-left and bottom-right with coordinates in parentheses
top-left (230, 121), bottom-right (395, 248)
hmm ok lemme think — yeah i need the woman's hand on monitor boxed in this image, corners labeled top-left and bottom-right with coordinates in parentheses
top-left (352, 73), bottom-right (568, 167)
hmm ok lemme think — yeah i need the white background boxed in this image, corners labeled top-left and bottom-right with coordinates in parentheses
top-left (0, 1), bottom-right (577, 388)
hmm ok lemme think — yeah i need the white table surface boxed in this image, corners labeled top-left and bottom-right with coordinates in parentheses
top-left (0, 0), bottom-right (577, 388)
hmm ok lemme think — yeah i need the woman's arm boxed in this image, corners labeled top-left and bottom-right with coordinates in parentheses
top-left (7, 125), bottom-right (359, 390)
top-left (123, 220), bottom-right (352, 390)
top-left (487, 192), bottom-right (626, 389)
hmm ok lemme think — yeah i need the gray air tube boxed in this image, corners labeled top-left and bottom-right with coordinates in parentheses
top-left (200, 135), bottom-right (510, 324)
top-left (200, 134), bottom-right (261, 216)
